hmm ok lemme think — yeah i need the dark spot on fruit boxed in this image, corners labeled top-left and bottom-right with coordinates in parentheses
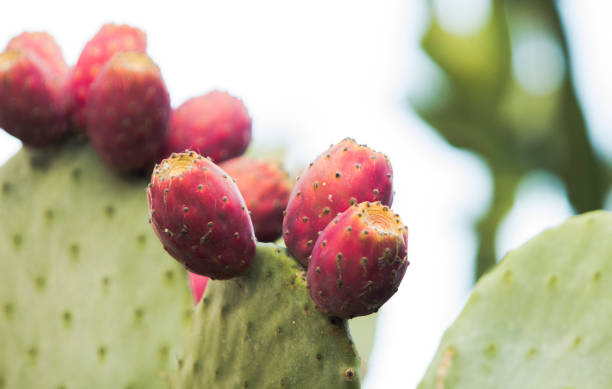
top-left (593, 271), bottom-right (601, 281)
top-left (335, 171), bottom-right (341, 178)
top-left (316, 267), bottom-right (320, 273)
top-left (164, 270), bottom-right (175, 281)
top-left (386, 173), bottom-right (391, 178)
top-left (373, 189), bottom-right (379, 196)
top-left (1, 181), bottom-right (11, 194)
top-left (197, 184), bottom-right (203, 190)
top-left (316, 353), bottom-right (322, 360)
top-left (137, 234), bottom-right (146, 245)
top-left (276, 327), bottom-right (282, 334)
top-left (223, 196), bottom-right (228, 202)
top-left (183, 206), bottom-right (189, 213)
top-left (302, 216), bottom-right (308, 223)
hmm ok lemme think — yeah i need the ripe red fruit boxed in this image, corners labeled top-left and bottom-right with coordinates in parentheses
top-left (71, 23), bottom-right (146, 130)
top-left (147, 151), bottom-right (256, 279)
top-left (162, 91), bottom-right (252, 163)
top-left (85, 52), bottom-right (170, 172)
top-left (220, 157), bottom-right (292, 242)
top-left (188, 272), bottom-right (209, 303)
top-left (307, 201), bottom-right (408, 318)
top-left (0, 49), bottom-right (70, 146)
top-left (283, 138), bottom-right (393, 266)
top-left (7, 31), bottom-right (69, 78)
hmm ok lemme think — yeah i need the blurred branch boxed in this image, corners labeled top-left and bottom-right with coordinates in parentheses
top-left (413, 0), bottom-right (609, 282)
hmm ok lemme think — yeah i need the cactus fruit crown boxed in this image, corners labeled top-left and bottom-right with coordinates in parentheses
top-left (419, 211), bottom-right (612, 389)
top-left (357, 201), bottom-right (405, 236)
top-left (0, 50), bottom-right (20, 70)
top-left (108, 51), bottom-right (157, 71)
top-left (153, 151), bottom-right (200, 180)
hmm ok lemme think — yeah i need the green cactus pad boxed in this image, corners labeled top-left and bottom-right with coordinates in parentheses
top-left (175, 243), bottom-right (361, 388)
top-left (419, 211), bottom-right (612, 389)
top-left (0, 142), bottom-right (192, 388)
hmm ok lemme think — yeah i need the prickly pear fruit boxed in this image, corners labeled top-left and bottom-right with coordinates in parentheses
top-left (283, 138), bottom-right (394, 266)
top-left (71, 23), bottom-right (146, 130)
top-left (6, 31), bottom-right (69, 78)
top-left (307, 201), bottom-right (408, 318)
top-left (0, 50), bottom-right (70, 146)
top-left (147, 151), bottom-right (256, 279)
top-left (220, 156), bottom-right (291, 242)
top-left (162, 91), bottom-right (252, 163)
top-left (85, 52), bottom-right (170, 172)
top-left (188, 272), bottom-right (209, 303)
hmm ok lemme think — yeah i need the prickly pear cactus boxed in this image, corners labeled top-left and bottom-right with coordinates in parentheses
top-left (419, 211), bottom-right (612, 389)
top-left (0, 142), bottom-right (192, 388)
top-left (175, 243), bottom-right (361, 388)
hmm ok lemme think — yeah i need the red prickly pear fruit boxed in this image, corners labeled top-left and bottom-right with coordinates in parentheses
top-left (188, 271), bottom-right (209, 303)
top-left (85, 52), bottom-right (170, 172)
top-left (220, 157), bottom-right (292, 242)
top-left (6, 31), bottom-right (69, 78)
top-left (307, 201), bottom-right (408, 318)
top-left (147, 151), bottom-right (256, 279)
top-left (162, 91), bottom-right (252, 163)
top-left (283, 138), bottom-right (393, 266)
top-left (71, 23), bottom-right (146, 130)
top-left (0, 50), bottom-right (70, 147)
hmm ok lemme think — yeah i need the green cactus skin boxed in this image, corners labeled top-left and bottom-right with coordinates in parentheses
top-left (0, 142), bottom-right (192, 388)
top-left (174, 242), bottom-right (362, 388)
top-left (419, 211), bottom-right (612, 389)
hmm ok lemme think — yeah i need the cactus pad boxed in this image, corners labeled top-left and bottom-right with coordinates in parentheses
top-left (175, 242), bottom-right (361, 388)
top-left (0, 142), bottom-right (192, 388)
top-left (419, 211), bottom-right (612, 389)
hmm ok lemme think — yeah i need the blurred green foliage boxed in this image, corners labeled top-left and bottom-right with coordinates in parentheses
top-left (412, 0), bottom-right (609, 280)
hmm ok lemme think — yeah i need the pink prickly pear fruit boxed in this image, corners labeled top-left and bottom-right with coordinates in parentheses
top-left (147, 151), bottom-right (256, 279)
top-left (0, 49), bottom-right (70, 146)
top-left (162, 91), bottom-right (252, 163)
top-left (307, 201), bottom-right (408, 318)
top-left (85, 52), bottom-right (170, 172)
top-left (6, 31), bottom-right (69, 78)
top-left (283, 138), bottom-right (393, 266)
top-left (220, 157), bottom-right (292, 242)
top-left (71, 23), bottom-right (146, 130)
top-left (188, 271), bottom-right (209, 303)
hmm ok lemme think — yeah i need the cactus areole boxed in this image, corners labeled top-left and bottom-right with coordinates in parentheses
top-left (147, 151), bottom-right (256, 279)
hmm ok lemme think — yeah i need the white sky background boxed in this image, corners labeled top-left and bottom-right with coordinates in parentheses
top-left (1, 1), bottom-right (611, 387)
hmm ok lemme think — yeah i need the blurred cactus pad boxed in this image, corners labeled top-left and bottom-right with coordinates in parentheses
top-left (0, 142), bottom-right (193, 388)
top-left (174, 243), bottom-right (361, 388)
top-left (413, 0), bottom-right (610, 279)
top-left (419, 211), bottom-right (612, 388)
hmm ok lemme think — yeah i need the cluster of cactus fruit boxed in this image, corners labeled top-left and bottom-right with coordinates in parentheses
top-left (1, 22), bottom-right (409, 387)
top-left (148, 137), bottom-right (409, 319)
